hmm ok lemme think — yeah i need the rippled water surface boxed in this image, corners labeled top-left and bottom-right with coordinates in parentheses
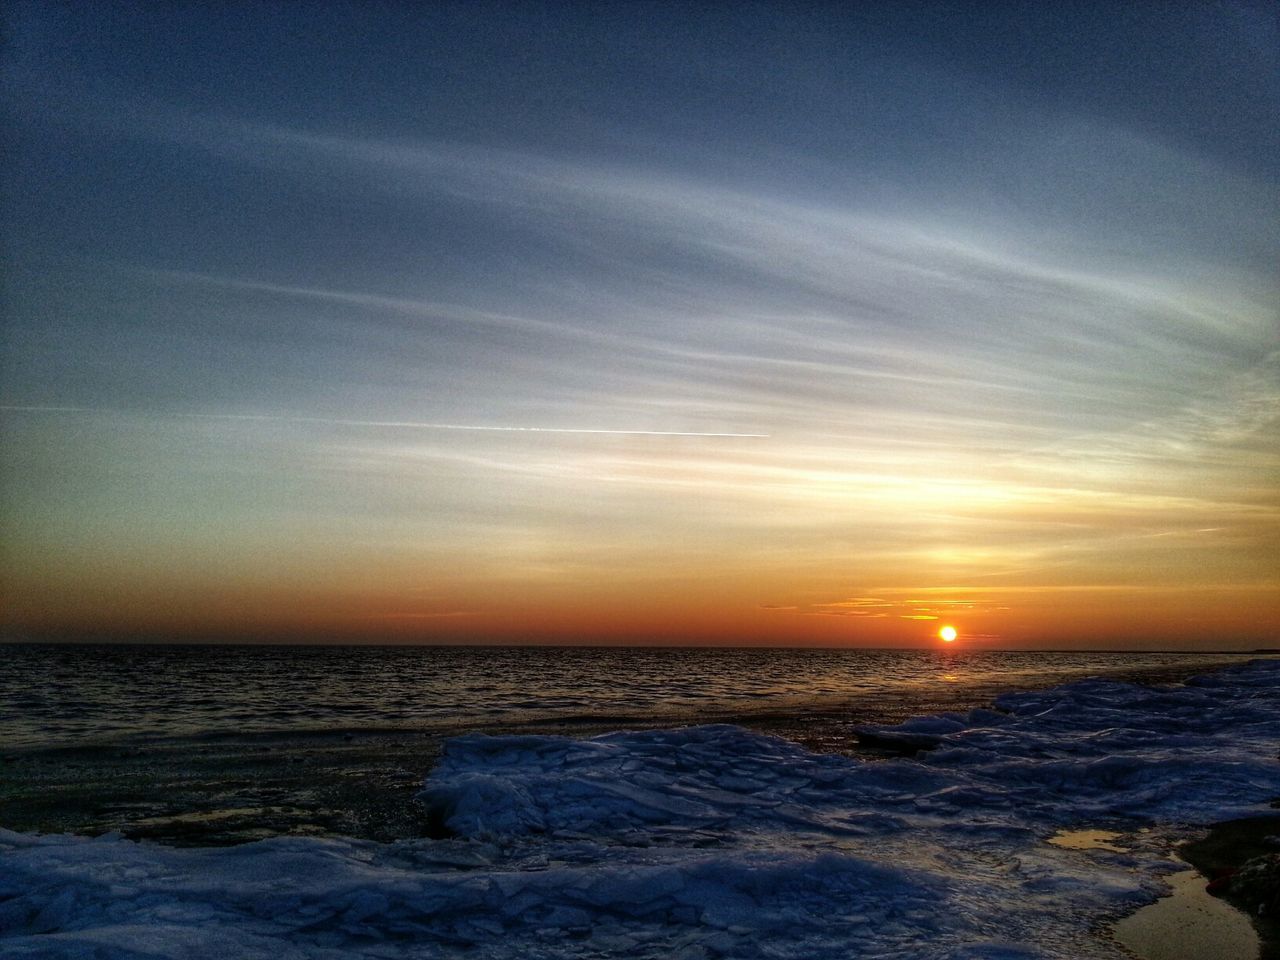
top-left (0, 643), bottom-right (1254, 749)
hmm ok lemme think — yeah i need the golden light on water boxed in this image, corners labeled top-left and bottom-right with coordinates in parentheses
top-left (939, 625), bottom-right (958, 643)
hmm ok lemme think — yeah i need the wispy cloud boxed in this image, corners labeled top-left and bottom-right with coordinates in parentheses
top-left (0, 405), bottom-right (768, 438)
top-left (4, 78), bottom-right (1277, 644)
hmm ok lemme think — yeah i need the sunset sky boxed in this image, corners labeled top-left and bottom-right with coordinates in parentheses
top-left (2, 3), bottom-right (1277, 648)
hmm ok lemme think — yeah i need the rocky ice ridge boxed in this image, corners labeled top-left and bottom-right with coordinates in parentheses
top-left (3, 659), bottom-right (1278, 959)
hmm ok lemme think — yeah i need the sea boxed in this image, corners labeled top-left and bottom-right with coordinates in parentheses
top-left (0, 643), bottom-right (1259, 749)
top-left (3, 644), bottom-right (1277, 959)
top-left (0, 643), bottom-right (1258, 842)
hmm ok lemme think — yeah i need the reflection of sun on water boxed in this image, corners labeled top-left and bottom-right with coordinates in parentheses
top-left (939, 625), bottom-right (957, 643)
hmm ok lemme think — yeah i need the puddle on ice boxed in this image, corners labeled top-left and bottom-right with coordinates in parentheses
top-left (1112, 868), bottom-right (1259, 960)
top-left (1047, 829), bottom-right (1127, 852)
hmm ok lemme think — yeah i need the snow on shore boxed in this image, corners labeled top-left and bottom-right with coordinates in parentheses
top-left (3, 660), bottom-right (1278, 959)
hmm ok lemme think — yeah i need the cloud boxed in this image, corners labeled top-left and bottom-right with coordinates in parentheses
top-left (774, 593), bottom-right (1018, 622)
top-left (4, 89), bottom-right (1277, 640)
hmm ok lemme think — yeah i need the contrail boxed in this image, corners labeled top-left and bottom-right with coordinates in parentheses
top-left (0, 406), bottom-right (769, 438)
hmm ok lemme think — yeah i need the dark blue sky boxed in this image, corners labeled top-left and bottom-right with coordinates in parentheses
top-left (3, 2), bottom-right (1277, 645)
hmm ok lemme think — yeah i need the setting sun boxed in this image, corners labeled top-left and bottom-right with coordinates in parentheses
top-left (939, 625), bottom-right (958, 643)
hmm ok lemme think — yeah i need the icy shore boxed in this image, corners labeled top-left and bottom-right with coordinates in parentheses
top-left (3, 660), bottom-right (1278, 959)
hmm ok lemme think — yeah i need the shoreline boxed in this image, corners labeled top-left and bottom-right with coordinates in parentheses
top-left (2, 658), bottom-right (1259, 846)
top-left (1180, 816), bottom-right (1280, 960)
top-left (1101, 813), bottom-right (1280, 960)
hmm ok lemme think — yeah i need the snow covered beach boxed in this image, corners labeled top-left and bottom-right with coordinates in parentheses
top-left (3, 659), bottom-right (1278, 959)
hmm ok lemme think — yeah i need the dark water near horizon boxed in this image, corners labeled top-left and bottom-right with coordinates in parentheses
top-left (0, 644), bottom-right (1265, 845)
top-left (0, 643), bottom-right (1259, 750)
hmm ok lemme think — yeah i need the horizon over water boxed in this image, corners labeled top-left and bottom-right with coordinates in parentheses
top-left (0, 642), bottom-right (1258, 751)
top-left (2, 644), bottom-right (1270, 847)
top-left (3, 643), bottom-right (1260, 846)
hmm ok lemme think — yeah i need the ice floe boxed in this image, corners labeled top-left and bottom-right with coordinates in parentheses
top-left (2, 659), bottom-right (1278, 958)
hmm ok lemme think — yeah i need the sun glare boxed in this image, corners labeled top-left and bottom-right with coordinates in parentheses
top-left (939, 625), bottom-right (958, 643)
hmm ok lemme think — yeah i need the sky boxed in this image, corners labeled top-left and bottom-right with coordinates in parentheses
top-left (2, 2), bottom-right (1277, 648)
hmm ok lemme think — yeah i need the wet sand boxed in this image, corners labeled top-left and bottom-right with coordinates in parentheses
top-left (1180, 815), bottom-right (1280, 960)
top-left (1114, 867), bottom-right (1259, 960)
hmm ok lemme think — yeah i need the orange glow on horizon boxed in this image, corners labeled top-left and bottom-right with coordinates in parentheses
top-left (5, 548), bottom-right (1279, 649)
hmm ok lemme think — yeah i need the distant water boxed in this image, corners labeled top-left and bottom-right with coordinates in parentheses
top-left (0, 643), bottom-right (1254, 749)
